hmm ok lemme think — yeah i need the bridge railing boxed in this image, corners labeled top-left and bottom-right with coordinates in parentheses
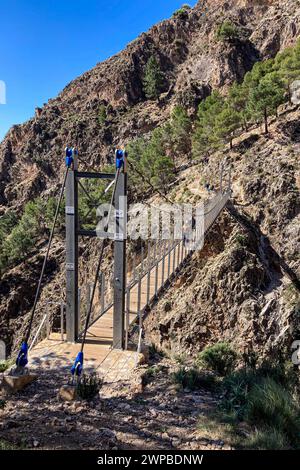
top-left (124, 188), bottom-right (231, 347)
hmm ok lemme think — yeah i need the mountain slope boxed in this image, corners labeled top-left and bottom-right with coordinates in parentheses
top-left (0, 0), bottom-right (300, 355)
top-left (1, 0), bottom-right (299, 209)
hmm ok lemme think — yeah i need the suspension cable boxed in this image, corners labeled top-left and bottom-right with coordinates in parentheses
top-left (127, 159), bottom-right (177, 206)
top-left (25, 168), bottom-right (69, 345)
top-left (77, 180), bottom-right (99, 207)
top-left (127, 157), bottom-right (227, 217)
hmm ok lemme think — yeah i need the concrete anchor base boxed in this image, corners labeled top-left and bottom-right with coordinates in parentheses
top-left (59, 384), bottom-right (78, 401)
top-left (1, 373), bottom-right (38, 395)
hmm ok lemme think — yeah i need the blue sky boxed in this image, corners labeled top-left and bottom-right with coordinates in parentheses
top-left (0, 0), bottom-right (197, 142)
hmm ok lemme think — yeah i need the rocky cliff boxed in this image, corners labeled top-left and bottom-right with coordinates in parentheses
top-left (0, 0), bottom-right (300, 355)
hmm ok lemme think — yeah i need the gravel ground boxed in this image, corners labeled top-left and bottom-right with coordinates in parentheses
top-left (0, 357), bottom-right (232, 450)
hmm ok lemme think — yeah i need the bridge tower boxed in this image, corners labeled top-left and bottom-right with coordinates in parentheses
top-left (65, 158), bottom-right (127, 349)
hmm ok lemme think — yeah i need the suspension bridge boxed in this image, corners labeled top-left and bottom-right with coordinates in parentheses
top-left (0, 148), bottom-right (232, 397)
top-left (22, 152), bottom-right (231, 384)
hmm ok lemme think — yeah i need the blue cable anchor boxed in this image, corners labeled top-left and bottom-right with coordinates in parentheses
top-left (71, 351), bottom-right (84, 382)
top-left (115, 149), bottom-right (126, 170)
top-left (65, 146), bottom-right (78, 168)
top-left (16, 342), bottom-right (29, 369)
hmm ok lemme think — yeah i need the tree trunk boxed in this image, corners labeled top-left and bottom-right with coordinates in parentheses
top-left (264, 107), bottom-right (268, 134)
top-left (288, 85), bottom-right (292, 106)
top-left (172, 153), bottom-right (177, 173)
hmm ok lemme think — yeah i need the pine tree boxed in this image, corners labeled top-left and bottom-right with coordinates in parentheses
top-left (215, 104), bottom-right (242, 149)
top-left (45, 197), bottom-right (65, 233)
top-left (242, 60), bottom-right (276, 126)
top-left (247, 72), bottom-right (285, 133)
top-left (98, 104), bottom-right (107, 127)
top-left (245, 59), bottom-right (275, 88)
top-left (141, 128), bottom-right (165, 177)
top-left (0, 211), bottom-right (18, 273)
top-left (169, 105), bottom-right (192, 162)
top-left (128, 129), bottom-right (174, 195)
top-left (127, 137), bottom-right (146, 165)
top-left (141, 128), bottom-right (174, 193)
top-left (275, 40), bottom-right (300, 104)
top-left (0, 199), bottom-right (47, 273)
top-left (143, 56), bottom-right (165, 100)
top-left (0, 211), bottom-right (18, 245)
top-left (228, 82), bottom-right (251, 130)
top-left (151, 155), bottom-right (174, 194)
top-left (192, 91), bottom-right (225, 158)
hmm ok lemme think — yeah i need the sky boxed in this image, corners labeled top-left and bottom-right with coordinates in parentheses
top-left (0, 0), bottom-right (197, 142)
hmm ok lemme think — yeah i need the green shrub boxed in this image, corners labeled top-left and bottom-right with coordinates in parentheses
top-left (76, 372), bottom-right (102, 400)
top-left (216, 21), bottom-right (240, 42)
top-left (197, 410), bottom-right (234, 438)
top-left (0, 363), bottom-right (8, 373)
top-left (211, 349), bottom-right (300, 449)
top-left (246, 427), bottom-right (289, 450)
top-left (246, 377), bottom-right (300, 443)
top-left (220, 368), bottom-right (259, 417)
top-left (242, 350), bottom-right (259, 369)
top-left (0, 440), bottom-right (16, 450)
top-left (142, 365), bottom-right (164, 385)
top-left (235, 233), bottom-right (248, 247)
top-left (258, 358), bottom-right (297, 390)
top-left (172, 366), bottom-right (217, 391)
top-left (220, 367), bottom-right (300, 448)
top-left (174, 353), bottom-right (188, 365)
top-left (173, 5), bottom-right (191, 18)
top-left (0, 399), bottom-right (7, 410)
top-left (197, 342), bottom-right (238, 376)
top-left (148, 343), bottom-right (165, 359)
top-left (98, 104), bottom-right (107, 126)
top-left (0, 362), bottom-right (8, 373)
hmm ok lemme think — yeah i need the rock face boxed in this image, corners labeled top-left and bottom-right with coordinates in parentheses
top-left (0, 0), bottom-right (300, 355)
